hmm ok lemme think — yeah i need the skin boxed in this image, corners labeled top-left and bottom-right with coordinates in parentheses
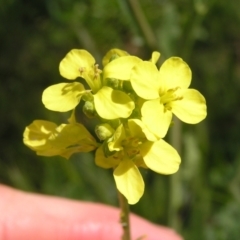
top-left (0, 184), bottom-right (182, 240)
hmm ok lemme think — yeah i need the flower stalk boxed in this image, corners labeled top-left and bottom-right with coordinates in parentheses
top-left (118, 190), bottom-right (131, 240)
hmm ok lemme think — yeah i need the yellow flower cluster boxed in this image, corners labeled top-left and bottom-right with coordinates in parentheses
top-left (23, 49), bottom-right (207, 204)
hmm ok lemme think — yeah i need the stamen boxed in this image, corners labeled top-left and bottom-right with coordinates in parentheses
top-left (161, 87), bottom-right (183, 105)
top-left (177, 96), bottom-right (183, 100)
top-left (93, 64), bottom-right (102, 79)
top-left (164, 105), bottom-right (172, 112)
top-left (79, 67), bottom-right (85, 75)
top-left (122, 137), bottom-right (142, 158)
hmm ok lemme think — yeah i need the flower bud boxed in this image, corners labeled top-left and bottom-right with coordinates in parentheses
top-left (106, 78), bottom-right (119, 89)
top-left (95, 123), bottom-right (115, 141)
top-left (82, 91), bottom-right (94, 101)
top-left (83, 101), bottom-right (96, 118)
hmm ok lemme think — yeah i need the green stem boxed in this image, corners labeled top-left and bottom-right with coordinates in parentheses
top-left (168, 116), bottom-right (182, 231)
top-left (127, 0), bottom-right (158, 50)
top-left (118, 190), bottom-right (131, 240)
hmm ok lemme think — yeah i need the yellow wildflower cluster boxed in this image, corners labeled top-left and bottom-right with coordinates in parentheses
top-left (23, 49), bottom-right (207, 204)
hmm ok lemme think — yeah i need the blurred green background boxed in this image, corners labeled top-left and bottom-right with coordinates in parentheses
top-left (1, 0), bottom-right (240, 239)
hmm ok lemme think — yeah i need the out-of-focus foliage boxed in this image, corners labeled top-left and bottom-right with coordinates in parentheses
top-left (1, 0), bottom-right (240, 239)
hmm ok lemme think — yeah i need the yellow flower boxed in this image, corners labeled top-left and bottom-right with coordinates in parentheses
top-left (42, 49), bottom-right (100, 112)
top-left (131, 57), bottom-right (207, 138)
top-left (103, 52), bottom-right (207, 138)
top-left (42, 49), bottom-right (135, 120)
top-left (23, 120), bottom-right (99, 159)
top-left (59, 49), bottom-right (102, 93)
top-left (95, 119), bottom-right (180, 204)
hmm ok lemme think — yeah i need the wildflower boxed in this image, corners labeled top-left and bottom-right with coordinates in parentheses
top-left (42, 49), bottom-right (135, 119)
top-left (95, 119), bottom-right (180, 204)
top-left (23, 48), bottom-right (207, 207)
top-left (131, 57), bottom-right (207, 138)
top-left (104, 53), bottom-right (207, 138)
top-left (59, 49), bottom-right (102, 93)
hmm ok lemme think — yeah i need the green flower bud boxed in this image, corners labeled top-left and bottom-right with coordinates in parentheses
top-left (83, 101), bottom-right (96, 118)
top-left (82, 91), bottom-right (94, 101)
top-left (109, 53), bottom-right (120, 62)
top-left (106, 78), bottom-right (120, 89)
top-left (95, 123), bottom-right (115, 141)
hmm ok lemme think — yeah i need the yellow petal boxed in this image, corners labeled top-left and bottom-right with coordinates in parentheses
top-left (102, 48), bottom-right (129, 67)
top-left (59, 49), bottom-right (95, 80)
top-left (49, 123), bottom-right (98, 158)
top-left (95, 145), bottom-right (120, 168)
top-left (141, 140), bottom-right (181, 174)
top-left (150, 51), bottom-right (161, 64)
top-left (171, 89), bottom-right (207, 123)
top-left (159, 57), bottom-right (192, 91)
top-left (127, 118), bottom-right (158, 141)
top-left (141, 100), bottom-right (172, 139)
top-left (108, 124), bottom-right (126, 151)
top-left (114, 158), bottom-right (144, 204)
top-left (42, 82), bottom-right (85, 112)
top-left (23, 120), bottom-right (56, 150)
top-left (24, 120), bottom-right (98, 159)
top-left (94, 86), bottom-right (135, 119)
top-left (127, 119), bottom-right (146, 139)
top-left (103, 56), bottom-right (141, 80)
top-left (52, 123), bottom-right (97, 149)
top-left (131, 61), bottom-right (160, 99)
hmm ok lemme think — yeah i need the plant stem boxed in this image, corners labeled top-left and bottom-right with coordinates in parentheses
top-left (168, 116), bottom-right (182, 231)
top-left (118, 190), bottom-right (131, 240)
top-left (127, 0), bottom-right (158, 50)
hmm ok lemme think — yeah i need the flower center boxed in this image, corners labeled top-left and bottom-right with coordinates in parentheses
top-left (121, 137), bottom-right (142, 159)
top-left (160, 87), bottom-right (183, 110)
top-left (78, 64), bottom-right (102, 93)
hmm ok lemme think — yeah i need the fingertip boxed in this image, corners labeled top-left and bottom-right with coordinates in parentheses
top-left (0, 185), bottom-right (183, 240)
top-left (131, 214), bottom-right (183, 240)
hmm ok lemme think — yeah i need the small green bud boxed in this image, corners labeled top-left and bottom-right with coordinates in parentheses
top-left (106, 78), bottom-right (119, 89)
top-left (95, 123), bottom-right (115, 141)
top-left (83, 101), bottom-right (96, 118)
top-left (109, 53), bottom-right (119, 62)
top-left (82, 91), bottom-right (94, 101)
